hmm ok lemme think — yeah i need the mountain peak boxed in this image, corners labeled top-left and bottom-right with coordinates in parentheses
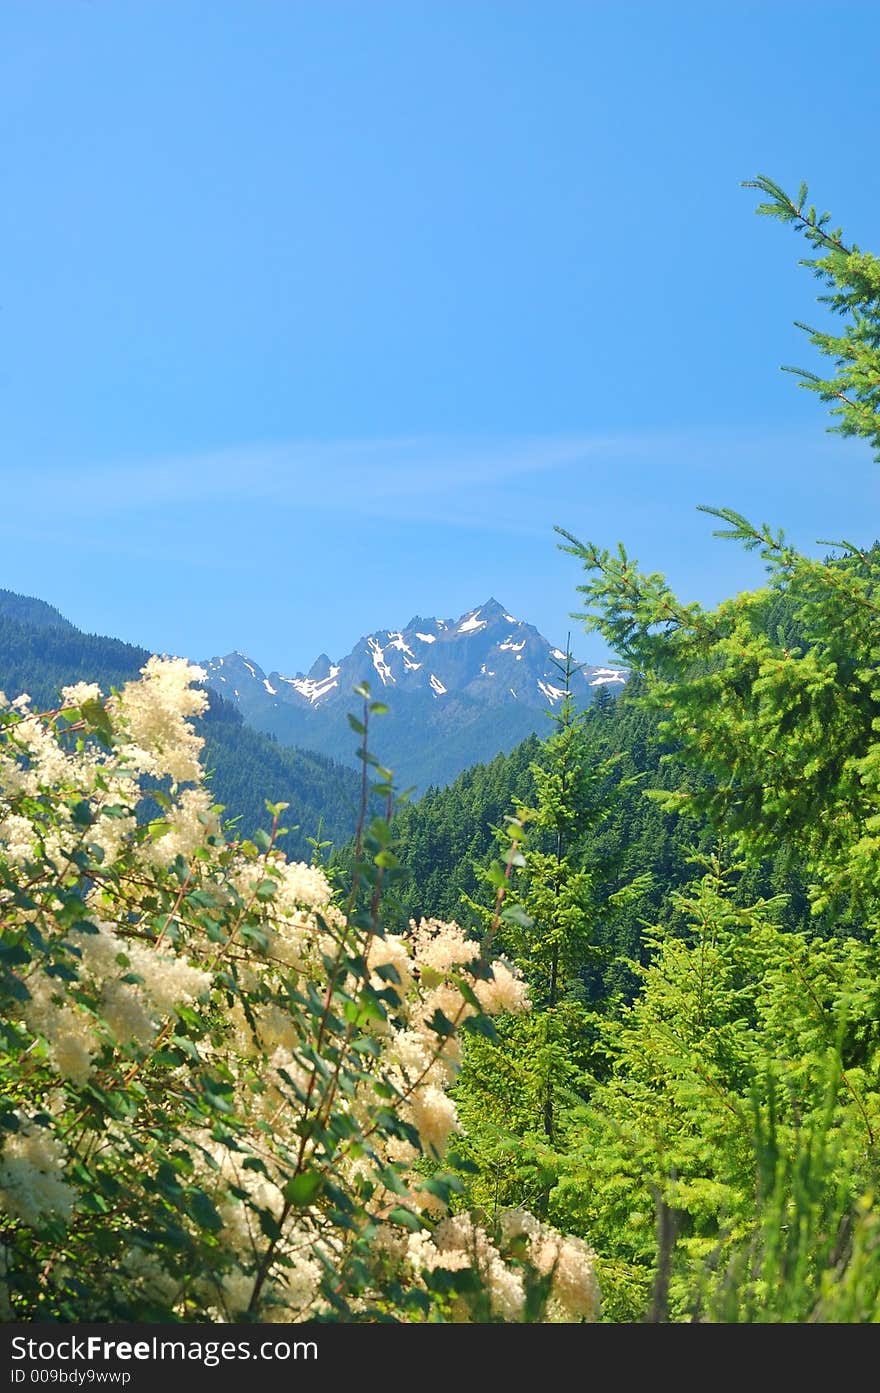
top-left (201, 600), bottom-right (629, 789)
top-left (308, 652), bottom-right (333, 680)
top-left (453, 598), bottom-right (520, 635)
top-left (0, 589), bottom-right (77, 634)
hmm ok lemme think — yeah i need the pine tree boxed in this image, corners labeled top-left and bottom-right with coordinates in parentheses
top-left (547, 177), bottom-right (880, 1320)
top-left (453, 652), bottom-right (647, 1217)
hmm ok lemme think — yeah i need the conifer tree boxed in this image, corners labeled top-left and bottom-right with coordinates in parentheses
top-left (547, 177), bottom-right (880, 1319)
top-left (453, 653), bottom-right (646, 1217)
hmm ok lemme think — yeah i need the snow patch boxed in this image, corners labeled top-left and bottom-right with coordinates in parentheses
top-left (263, 679), bottom-right (277, 695)
top-left (499, 639), bottom-right (525, 652)
top-left (551, 648), bottom-right (567, 661)
top-left (242, 660), bottom-right (257, 679)
top-left (509, 688), bottom-right (517, 699)
top-left (503, 614), bottom-right (519, 624)
top-left (367, 636), bottom-right (395, 686)
top-left (275, 663), bottom-right (341, 704)
top-left (480, 664), bottom-right (497, 677)
top-left (415, 632), bottom-right (436, 644)
top-left (386, 631), bottom-right (415, 657)
top-left (538, 680), bottom-right (567, 704)
top-left (286, 675), bottom-right (340, 704)
top-left (458, 610), bottom-right (487, 634)
top-left (430, 674), bottom-right (447, 696)
top-left (588, 668), bottom-right (627, 687)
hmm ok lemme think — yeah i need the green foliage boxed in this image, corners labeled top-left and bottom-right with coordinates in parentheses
top-left (452, 658), bottom-right (647, 1221)
top-left (379, 735), bottom-right (541, 926)
top-left (743, 174), bottom-right (880, 457)
top-left (554, 860), bottom-right (880, 1320)
top-left (557, 518), bottom-right (880, 927)
top-left (536, 177), bottom-right (880, 1321)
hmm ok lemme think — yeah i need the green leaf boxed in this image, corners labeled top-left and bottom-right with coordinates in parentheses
top-left (283, 1171), bottom-right (323, 1207)
top-left (387, 1206), bottom-right (423, 1232)
top-left (188, 1189), bottom-right (223, 1232)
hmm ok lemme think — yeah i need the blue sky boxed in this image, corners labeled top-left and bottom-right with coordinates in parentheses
top-left (1, 1), bottom-right (878, 672)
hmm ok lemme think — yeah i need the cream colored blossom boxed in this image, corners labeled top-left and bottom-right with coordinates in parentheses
top-left (410, 918), bottom-right (480, 975)
top-left (474, 958), bottom-right (531, 1015)
top-left (60, 681), bottom-right (103, 707)
top-left (147, 786), bottom-right (219, 867)
top-left (419, 983), bottom-right (475, 1033)
top-left (134, 949), bottom-right (212, 1015)
top-left (367, 933), bottom-right (414, 996)
top-left (0, 1118), bottom-right (75, 1224)
top-left (407, 1228), bottom-right (471, 1275)
top-left (90, 809), bottom-right (137, 867)
top-left (407, 1084), bottom-right (458, 1158)
top-left (76, 922), bottom-right (211, 1019)
top-left (497, 1207), bottom-right (541, 1244)
top-left (424, 1213), bottom-right (526, 1320)
top-left (11, 717), bottom-right (72, 791)
top-left (113, 656), bottom-right (207, 784)
top-left (275, 860), bottom-right (332, 913)
top-left (0, 813), bottom-right (37, 866)
top-left (101, 979), bottom-right (155, 1046)
top-left (22, 978), bottom-right (98, 1086)
top-left (531, 1230), bottom-right (601, 1320)
top-left (121, 1249), bottom-right (182, 1305)
top-left (218, 1268), bottom-right (255, 1319)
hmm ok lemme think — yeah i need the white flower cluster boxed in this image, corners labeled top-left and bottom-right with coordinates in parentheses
top-left (0, 1116), bottom-right (75, 1224)
top-left (405, 1210), bottom-right (600, 1322)
top-left (20, 921), bottom-right (213, 1088)
top-left (0, 659), bottom-right (599, 1325)
top-left (112, 656), bottom-right (208, 784)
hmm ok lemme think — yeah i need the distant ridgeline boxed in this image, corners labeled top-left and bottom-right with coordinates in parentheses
top-left (0, 589), bottom-right (361, 857)
top-left (202, 598), bottom-right (629, 792)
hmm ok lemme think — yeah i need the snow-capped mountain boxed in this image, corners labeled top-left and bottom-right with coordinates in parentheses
top-left (202, 599), bottom-right (627, 791)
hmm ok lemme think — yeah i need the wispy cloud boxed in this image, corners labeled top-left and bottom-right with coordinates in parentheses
top-left (3, 426), bottom-right (876, 543)
top-left (5, 433), bottom-right (613, 517)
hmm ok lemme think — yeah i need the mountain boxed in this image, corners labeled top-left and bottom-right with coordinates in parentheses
top-left (0, 588), bottom-right (76, 633)
top-left (202, 598), bottom-right (628, 791)
top-left (0, 590), bottom-right (362, 857)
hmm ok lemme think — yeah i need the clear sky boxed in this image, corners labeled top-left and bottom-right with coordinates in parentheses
top-left (2, 1), bottom-right (879, 673)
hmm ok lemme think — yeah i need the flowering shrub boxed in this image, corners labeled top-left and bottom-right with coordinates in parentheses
top-left (0, 659), bottom-right (599, 1322)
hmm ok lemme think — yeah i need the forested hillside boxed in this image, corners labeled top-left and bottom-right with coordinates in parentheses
top-left (0, 597), bottom-right (360, 856)
top-left (387, 678), bottom-right (817, 1000)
